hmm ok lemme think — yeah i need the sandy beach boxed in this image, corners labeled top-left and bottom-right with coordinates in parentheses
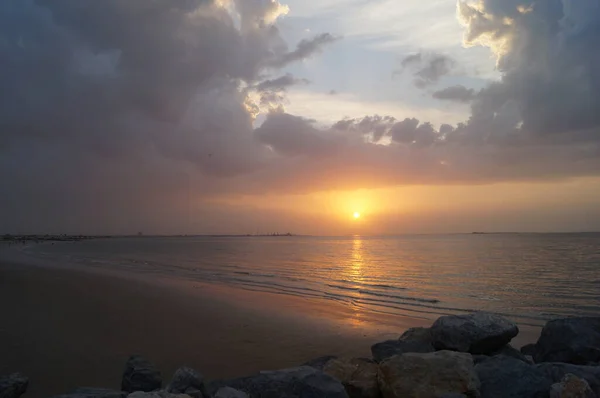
top-left (0, 258), bottom-right (431, 398)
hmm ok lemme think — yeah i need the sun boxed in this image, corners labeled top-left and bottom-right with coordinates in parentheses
top-left (353, 212), bottom-right (361, 219)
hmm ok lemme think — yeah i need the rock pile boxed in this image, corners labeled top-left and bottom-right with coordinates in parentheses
top-left (2, 313), bottom-right (599, 398)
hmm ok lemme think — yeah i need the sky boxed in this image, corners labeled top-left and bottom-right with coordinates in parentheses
top-left (1, 0), bottom-right (600, 235)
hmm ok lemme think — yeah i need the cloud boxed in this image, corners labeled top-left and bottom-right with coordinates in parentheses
top-left (433, 85), bottom-right (477, 102)
top-left (1, 0), bottom-right (600, 232)
top-left (268, 33), bottom-right (340, 68)
top-left (399, 52), bottom-right (456, 88)
top-left (256, 74), bottom-right (310, 92)
top-left (254, 73), bottom-right (310, 107)
top-left (456, 0), bottom-right (600, 136)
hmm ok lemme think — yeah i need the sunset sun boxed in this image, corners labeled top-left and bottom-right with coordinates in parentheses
top-left (353, 212), bottom-right (361, 219)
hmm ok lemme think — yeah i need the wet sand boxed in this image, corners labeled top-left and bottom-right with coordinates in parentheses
top-left (0, 260), bottom-right (429, 398)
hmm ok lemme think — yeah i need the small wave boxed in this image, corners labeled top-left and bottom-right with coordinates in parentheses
top-left (327, 284), bottom-right (359, 291)
top-left (232, 271), bottom-right (276, 278)
top-left (368, 283), bottom-right (406, 290)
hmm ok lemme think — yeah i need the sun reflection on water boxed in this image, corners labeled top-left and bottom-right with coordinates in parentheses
top-left (351, 236), bottom-right (364, 280)
top-left (344, 236), bottom-right (368, 326)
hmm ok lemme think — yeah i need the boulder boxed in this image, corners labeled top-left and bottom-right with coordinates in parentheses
top-left (490, 344), bottom-right (533, 364)
top-left (52, 388), bottom-right (127, 398)
top-left (208, 366), bottom-right (348, 398)
top-left (166, 367), bottom-right (205, 398)
top-left (322, 358), bottom-right (380, 398)
top-left (122, 356), bottom-right (162, 393)
top-left (377, 350), bottom-right (480, 398)
top-left (549, 374), bottom-right (596, 398)
top-left (371, 340), bottom-right (434, 362)
top-left (399, 327), bottom-right (433, 344)
top-left (213, 387), bottom-right (249, 398)
top-left (430, 312), bottom-right (519, 354)
top-left (475, 355), bottom-right (553, 397)
top-left (127, 392), bottom-right (190, 398)
top-left (0, 373), bottom-right (28, 398)
top-left (533, 318), bottom-right (600, 365)
top-left (303, 356), bottom-right (339, 371)
top-left (522, 344), bottom-right (538, 357)
top-left (536, 363), bottom-right (600, 395)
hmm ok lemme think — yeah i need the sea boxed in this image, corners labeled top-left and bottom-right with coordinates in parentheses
top-left (7, 233), bottom-right (600, 326)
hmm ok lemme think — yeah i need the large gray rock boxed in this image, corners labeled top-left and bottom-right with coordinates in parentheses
top-left (213, 387), bottom-right (249, 398)
top-left (209, 366), bottom-right (348, 398)
top-left (431, 312), bottom-right (519, 354)
top-left (536, 363), bottom-right (600, 395)
top-left (127, 392), bottom-right (191, 398)
top-left (399, 327), bottom-right (433, 344)
top-left (371, 339), bottom-right (434, 362)
top-left (52, 388), bottom-right (127, 398)
top-left (377, 350), bottom-right (480, 398)
top-left (0, 373), bottom-right (28, 398)
top-left (490, 344), bottom-right (533, 363)
top-left (166, 367), bottom-right (205, 398)
top-left (122, 356), bottom-right (162, 393)
top-left (322, 358), bottom-right (380, 398)
top-left (473, 344), bottom-right (532, 365)
top-left (522, 344), bottom-right (538, 357)
top-left (476, 355), bottom-right (553, 397)
top-left (549, 374), bottom-right (596, 398)
top-left (303, 356), bottom-right (339, 371)
top-left (533, 318), bottom-right (600, 365)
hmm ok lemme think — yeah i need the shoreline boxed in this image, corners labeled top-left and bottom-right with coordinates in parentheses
top-left (0, 243), bottom-right (543, 339)
top-left (0, 250), bottom-right (541, 397)
top-left (0, 259), bottom-right (421, 398)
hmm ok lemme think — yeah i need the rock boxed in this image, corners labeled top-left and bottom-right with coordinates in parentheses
top-left (533, 318), bottom-right (600, 365)
top-left (439, 395), bottom-right (468, 398)
top-left (536, 363), bottom-right (600, 395)
top-left (522, 344), bottom-right (538, 357)
top-left (490, 344), bottom-right (533, 363)
top-left (0, 373), bottom-right (28, 398)
top-left (52, 388), bottom-right (127, 398)
top-left (399, 327), bottom-right (433, 344)
top-left (549, 374), bottom-right (596, 398)
top-left (377, 350), bottom-right (480, 398)
top-left (303, 356), bottom-right (338, 371)
top-left (472, 355), bottom-right (491, 365)
top-left (475, 355), bottom-right (553, 397)
top-left (430, 312), bottom-right (519, 354)
top-left (371, 340), bottom-right (434, 362)
top-left (127, 392), bottom-right (190, 398)
top-left (166, 367), bottom-right (205, 398)
top-left (322, 358), bottom-right (380, 398)
top-left (213, 387), bottom-right (249, 398)
top-left (208, 366), bottom-right (348, 398)
top-left (122, 355), bottom-right (162, 393)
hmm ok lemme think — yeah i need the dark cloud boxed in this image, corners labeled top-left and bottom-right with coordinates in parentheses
top-left (433, 85), bottom-right (477, 102)
top-left (332, 115), bottom-right (396, 142)
top-left (457, 0), bottom-right (600, 136)
top-left (256, 74), bottom-right (310, 92)
top-left (255, 74), bottom-right (309, 106)
top-left (268, 33), bottom-right (339, 69)
top-left (399, 53), bottom-right (456, 88)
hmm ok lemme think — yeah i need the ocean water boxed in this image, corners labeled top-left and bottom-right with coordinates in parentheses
top-left (13, 234), bottom-right (600, 326)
